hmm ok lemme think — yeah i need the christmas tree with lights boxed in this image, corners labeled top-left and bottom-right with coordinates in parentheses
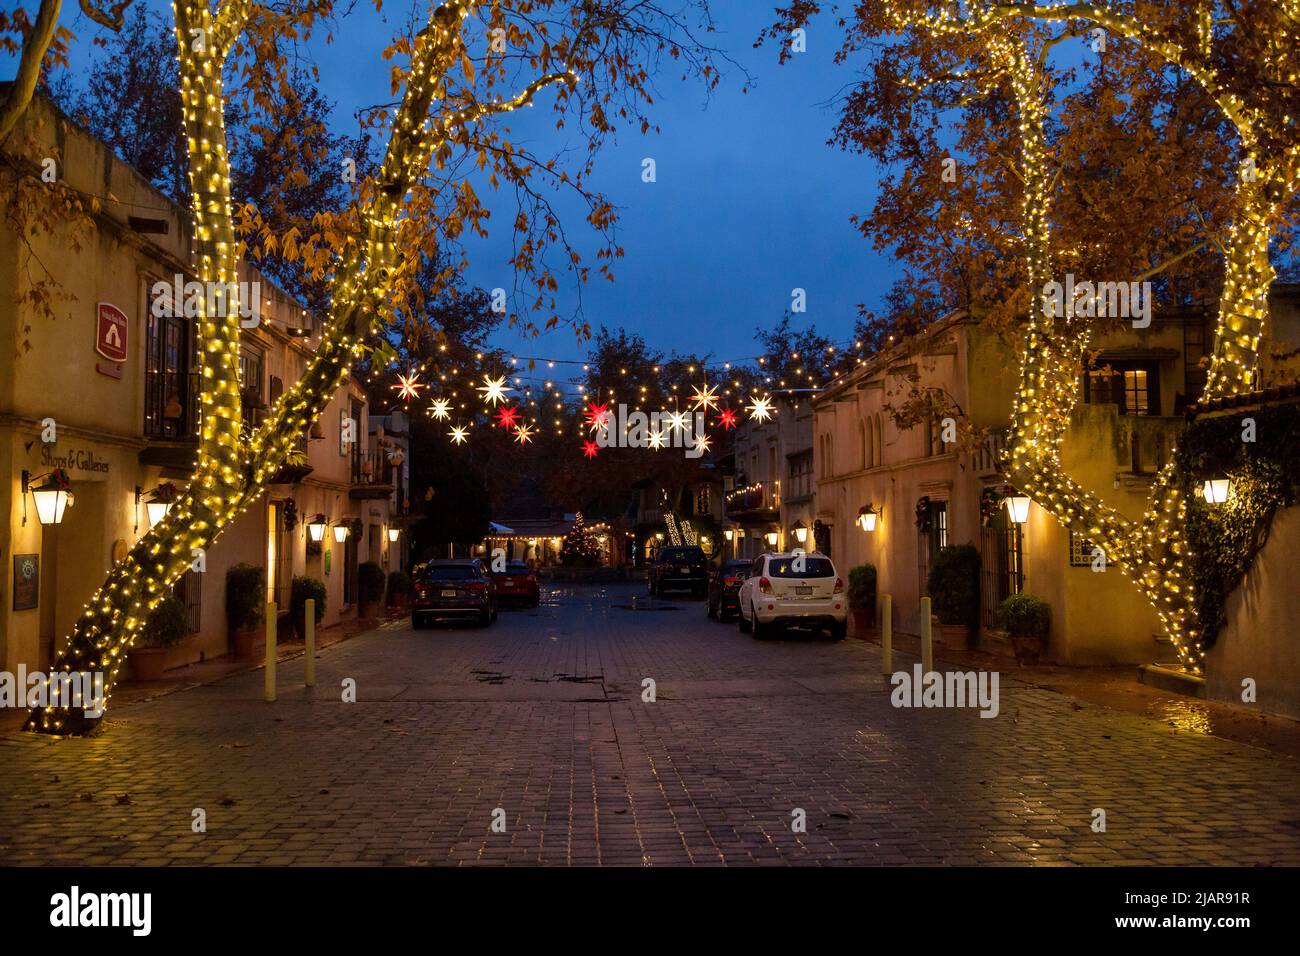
top-left (561, 512), bottom-right (603, 567)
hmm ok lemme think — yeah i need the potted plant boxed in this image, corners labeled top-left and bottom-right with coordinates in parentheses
top-left (290, 576), bottom-right (327, 640)
top-left (225, 564), bottom-right (265, 660)
top-left (997, 593), bottom-right (1051, 664)
top-left (847, 564), bottom-right (877, 635)
top-left (925, 544), bottom-right (981, 648)
top-left (358, 561), bottom-right (385, 617)
top-left (130, 594), bottom-right (187, 681)
top-left (386, 570), bottom-right (412, 609)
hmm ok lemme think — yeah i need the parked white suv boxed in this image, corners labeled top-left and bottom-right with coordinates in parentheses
top-left (737, 551), bottom-right (847, 640)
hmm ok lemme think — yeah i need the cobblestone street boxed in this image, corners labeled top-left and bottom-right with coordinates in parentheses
top-left (2, 584), bottom-right (1298, 866)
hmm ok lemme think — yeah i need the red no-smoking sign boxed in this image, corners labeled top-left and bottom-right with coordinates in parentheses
top-left (95, 302), bottom-right (128, 362)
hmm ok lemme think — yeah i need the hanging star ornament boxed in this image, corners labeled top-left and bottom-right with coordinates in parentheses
top-left (690, 383), bottom-right (719, 411)
top-left (664, 409), bottom-right (690, 433)
top-left (647, 429), bottom-right (667, 450)
top-left (449, 424), bottom-right (470, 445)
top-left (584, 402), bottom-right (611, 432)
top-left (513, 423), bottom-right (536, 445)
top-left (495, 405), bottom-right (521, 429)
top-left (691, 432), bottom-right (713, 455)
top-left (477, 374), bottom-right (512, 405)
top-left (429, 398), bottom-right (451, 420)
top-left (717, 408), bottom-right (738, 430)
top-left (746, 395), bottom-right (774, 422)
top-left (581, 439), bottom-right (600, 459)
top-left (393, 372), bottom-right (427, 402)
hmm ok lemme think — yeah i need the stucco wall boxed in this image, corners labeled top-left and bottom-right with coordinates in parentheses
top-left (1206, 505), bottom-right (1300, 721)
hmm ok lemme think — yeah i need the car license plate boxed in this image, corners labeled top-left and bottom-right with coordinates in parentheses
top-left (679, 566), bottom-right (689, 573)
top-left (441, 589), bottom-right (456, 598)
top-left (795, 586), bottom-right (813, 596)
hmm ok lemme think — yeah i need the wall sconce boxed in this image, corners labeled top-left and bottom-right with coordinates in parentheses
top-left (144, 483), bottom-right (178, 529)
top-left (1004, 495), bottom-right (1032, 525)
top-left (857, 503), bottom-right (880, 532)
top-left (307, 514), bottom-right (328, 542)
top-left (1201, 478), bottom-right (1231, 504)
top-left (792, 521), bottom-right (808, 544)
top-left (764, 531), bottom-right (778, 547)
top-left (22, 469), bottom-right (73, 526)
top-left (723, 528), bottom-right (734, 542)
top-left (388, 528), bottom-right (401, 543)
top-left (333, 522), bottom-right (350, 543)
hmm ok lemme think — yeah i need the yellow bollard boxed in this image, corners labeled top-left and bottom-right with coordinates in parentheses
top-left (304, 598), bottom-right (316, 688)
top-left (920, 595), bottom-right (933, 675)
top-left (264, 601), bottom-right (277, 702)
top-left (881, 594), bottom-right (893, 675)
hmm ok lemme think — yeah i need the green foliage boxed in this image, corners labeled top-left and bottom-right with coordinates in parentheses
top-left (997, 593), bottom-right (1051, 639)
top-left (926, 544), bottom-right (980, 627)
top-left (847, 564), bottom-right (877, 610)
top-left (291, 576), bottom-right (327, 624)
top-left (138, 595), bottom-right (188, 649)
top-left (225, 563), bottom-right (265, 631)
top-left (1176, 403), bottom-right (1300, 648)
top-left (358, 562), bottom-right (386, 603)
top-left (387, 570), bottom-right (411, 598)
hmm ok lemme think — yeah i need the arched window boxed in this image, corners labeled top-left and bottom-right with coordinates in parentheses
top-left (874, 414), bottom-right (884, 464)
top-left (858, 420), bottom-right (867, 471)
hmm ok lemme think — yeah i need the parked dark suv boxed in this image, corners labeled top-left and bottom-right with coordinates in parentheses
top-left (413, 559), bottom-right (498, 627)
top-left (648, 545), bottom-right (708, 597)
top-left (707, 559), bottom-right (751, 621)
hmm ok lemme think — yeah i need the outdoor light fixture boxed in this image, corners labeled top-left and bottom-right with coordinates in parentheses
top-left (857, 503), bottom-right (880, 532)
top-left (307, 514), bottom-right (328, 542)
top-left (22, 469), bottom-right (73, 527)
top-left (792, 521), bottom-right (808, 544)
top-left (144, 484), bottom-right (178, 529)
top-left (1202, 478), bottom-right (1231, 504)
top-left (765, 531), bottom-right (778, 547)
top-left (1004, 495), bottom-right (1032, 525)
top-left (723, 528), bottom-right (734, 542)
top-left (388, 528), bottom-right (401, 543)
top-left (333, 523), bottom-right (350, 543)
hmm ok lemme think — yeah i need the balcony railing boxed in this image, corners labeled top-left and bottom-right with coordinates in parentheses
top-left (351, 449), bottom-right (396, 492)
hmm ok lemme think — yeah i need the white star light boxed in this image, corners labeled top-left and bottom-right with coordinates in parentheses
top-left (429, 398), bottom-right (451, 420)
top-left (477, 375), bottom-right (512, 405)
top-left (449, 424), bottom-right (470, 445)
top-left (690, 384), bottom-right (719, 411)
top-left (513, 423), bottom-right (536, 445)
top-left (692, 432), bottom-right (713, 454)
top-left (648, 429), bottom-right (667, 450)
top-left (746, 395), bottom-right (774, 422)
top-left (664, 409), bottom-right (690, 433)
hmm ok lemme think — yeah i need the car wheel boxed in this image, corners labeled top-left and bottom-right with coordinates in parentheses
top-left (478, 609), bottom-right (491, 627)
top-left (706, 597), bottom-right (716, 618)
top-left (829, 619), bottom-right (847, 641)
top-left (751, 608), bottom-right (765, 640)
top-left (738, 604), bottom-right (752, 633)
top-left (411, 614), bottom-right (425, 630)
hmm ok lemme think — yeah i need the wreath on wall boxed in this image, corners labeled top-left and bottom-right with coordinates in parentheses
top-left (915, 495), bottom-right (931, 531)
top-left (282, 498), bottom-right (298, 532)
top-left (980, 485), bottom-right (1010, 527)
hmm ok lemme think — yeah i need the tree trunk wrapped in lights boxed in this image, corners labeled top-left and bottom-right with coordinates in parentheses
top-left (25, 0), bottom-right (571, 735)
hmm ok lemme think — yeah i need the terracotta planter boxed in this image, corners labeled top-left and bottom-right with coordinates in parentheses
top-left (130, 647), bottom-right (168, 682)
top-left (1010, 631), bottom-right (1047, 665)
top-left (359, 600), bottom-right (381, 618)
top-left (931, 617), bottom-right (971, 649)
top-left (232, 627), bottom-right (260, 660)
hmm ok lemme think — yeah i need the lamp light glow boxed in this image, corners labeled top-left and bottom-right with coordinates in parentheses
top-left (1202, 478), bottom-right (1231, 504)
top-left (307, 515), bottom-right (328, 542)
top-left (1004, 495), bottom-right (1032, 524)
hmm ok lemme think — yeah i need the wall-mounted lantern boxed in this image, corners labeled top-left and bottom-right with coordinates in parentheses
top-left (857, 503), bottom-right (880, 532)
top-left (764, 531), bottom-right (778, 548)
top-left (307, 514), bottom-right (329, 542)
top-left (792, 521), bottom-right (808, 544)
top-left (144, 483), bottom-right (178, 529)
top-left (333, 522), bottom-right (350, 543)
top-left (23, 469), bottom-right (73, 526)
top-left (1004, 495), bottom-right (1032, 525)
top-left (1201, 478), bottom-right (1231, 504)
top-left (388, 528), bottom-right (401, 543)
top-left (723, 528), bottom-right (734, 542)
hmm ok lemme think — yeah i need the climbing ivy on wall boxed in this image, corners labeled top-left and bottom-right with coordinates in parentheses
top-left (1175, 402), bottom-right (1300, 649)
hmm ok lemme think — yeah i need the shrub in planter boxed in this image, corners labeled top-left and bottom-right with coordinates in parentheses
top-left (131, 594), bottom-right (187, 680)
top-left (386, 570), bottom-right (412, 606)
top-left (225, 563), bottom-right (265, 659)
top-left (847, 564), bottom-right (877, 631)
top-left (358, 561), bottom-right (385, 616)
top-left (290, 576), bottom-right (327, 639)
top-left (997, 593), bottom-right (1051, 664)
top-left (926, 544), bottom-right (981, 634)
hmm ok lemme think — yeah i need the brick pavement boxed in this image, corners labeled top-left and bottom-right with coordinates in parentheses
top-left (1, 584), bottom-right (1297, 865)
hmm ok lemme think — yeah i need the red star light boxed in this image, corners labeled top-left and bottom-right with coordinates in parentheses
top-left (584, 402), bottom-right (611, 432)
top-left (392, 372), bottom-right (426, 402)
top-left (495, 405), bottom-right (521, 429)
top-left (717, 408), bottom-right (738, 430)
top-left (581, 439), bottom-right (600, 459)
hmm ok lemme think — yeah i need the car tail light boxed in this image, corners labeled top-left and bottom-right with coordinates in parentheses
top-left (758, 576), bottom-right (772, 594)
top-left (722, 576), bottom-right (737, 586)
top-left (464, 581), bottom-right (487, 591)
top-left (833, 577), bottom-right (845, 593)
top-left (415, 584), bottom-right (430, 598)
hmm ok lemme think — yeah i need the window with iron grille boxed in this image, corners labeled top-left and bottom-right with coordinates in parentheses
top-left (1069, 530), bottom-right (1104, 567)
top-left (981, 517), bottom-right (1024, 629)
top-left (144, 307), bottom-right (195, 439)
top-left (174, 568), bottom-right (201, 634)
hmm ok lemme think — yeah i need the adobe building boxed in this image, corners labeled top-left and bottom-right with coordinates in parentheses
top-left (1, 94), bottom-right (396, 679)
